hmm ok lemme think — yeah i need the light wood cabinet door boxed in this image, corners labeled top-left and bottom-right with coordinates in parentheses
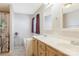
top-left (46, 46), bottom-right (57, 56)
top-left (32, 38), bottom-right (38, 56)
top-left (38, 40), bottom-right (46, 56)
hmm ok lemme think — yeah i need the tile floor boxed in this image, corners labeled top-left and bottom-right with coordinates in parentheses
top-left (0, 45), bottom-right (26, 56)
top-left (0, 37), bottom-right (26, 56)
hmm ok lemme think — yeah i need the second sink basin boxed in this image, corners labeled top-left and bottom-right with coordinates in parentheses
top-left (71, 41), bottom-right (79, 46)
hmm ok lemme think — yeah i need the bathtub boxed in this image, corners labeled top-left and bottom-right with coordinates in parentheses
top-left (24, 37), bottom-right (33, 56)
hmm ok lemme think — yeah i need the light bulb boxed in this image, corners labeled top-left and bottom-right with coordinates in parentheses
top-left (65, 3), bottom-right (72, 8)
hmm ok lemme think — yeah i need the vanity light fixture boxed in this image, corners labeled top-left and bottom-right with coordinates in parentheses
top-left (64, 3), bottom-right (72, 8)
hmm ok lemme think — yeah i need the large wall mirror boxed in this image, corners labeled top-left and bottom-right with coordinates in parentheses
top-left (63, 3), bottom-right (79, 30)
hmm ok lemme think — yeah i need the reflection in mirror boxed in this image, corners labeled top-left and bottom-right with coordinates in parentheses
top-left (63, 3), bottom-right (79, 29)
top-left (33, 17), bottom-right (36, 33)
top-left (63, 11), bottom-right (79, 28)
top-left (43, 15), bottom-right (52, 31)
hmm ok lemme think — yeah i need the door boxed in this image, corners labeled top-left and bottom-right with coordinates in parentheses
top-left (0, 12), bottom-right (10, 53)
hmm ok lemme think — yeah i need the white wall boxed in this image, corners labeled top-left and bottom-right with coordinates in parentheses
top-left (11, 12), bottom-right (32, 50)
top-left (12, 3), bottom-right (42, 14)
top-left (13, 13), bottom-right (32, 39)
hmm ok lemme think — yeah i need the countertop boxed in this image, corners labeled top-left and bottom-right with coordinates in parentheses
top-left (33, 35), bottom-right (79, 56)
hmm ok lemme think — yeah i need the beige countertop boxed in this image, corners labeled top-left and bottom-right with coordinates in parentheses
top-left (33, 35), bottom-right (79, 56)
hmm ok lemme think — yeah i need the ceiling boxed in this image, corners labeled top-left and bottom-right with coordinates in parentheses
top-left (0, 3), bottom-right (10, 12)
top-left (12, 3), bottom-right (42, 14)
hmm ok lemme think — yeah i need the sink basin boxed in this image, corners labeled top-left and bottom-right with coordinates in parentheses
top-left (71, 41), bottom-right (79, 46)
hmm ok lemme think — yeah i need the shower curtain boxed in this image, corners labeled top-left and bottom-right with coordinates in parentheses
top-left (0, 12), bottom-right (10, 53)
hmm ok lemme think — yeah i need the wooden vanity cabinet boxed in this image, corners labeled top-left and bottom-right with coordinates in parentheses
top-left (32, 38), bottom-right (67, 56)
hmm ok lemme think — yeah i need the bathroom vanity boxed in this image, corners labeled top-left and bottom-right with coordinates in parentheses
top-left (32, 38), bottom-right (66, 56)
top-left (31, 35), bottom-right (79, 56)
top-left (32, 35), bottom-right (67, 56)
